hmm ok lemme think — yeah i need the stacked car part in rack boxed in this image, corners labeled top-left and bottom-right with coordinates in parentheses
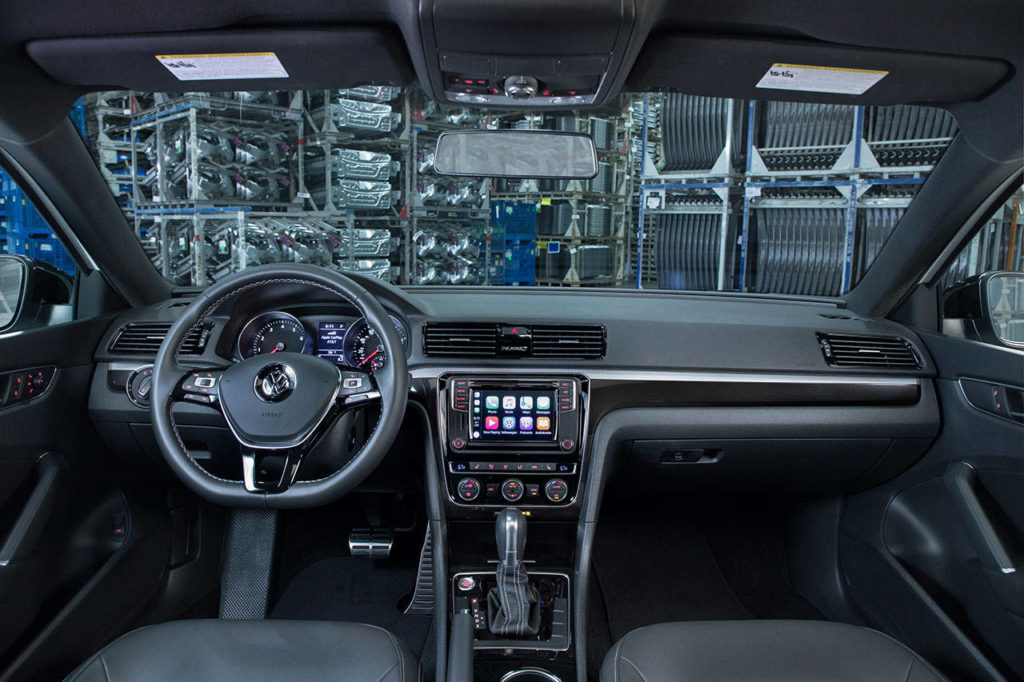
top-left (635, 94), bottom-right (958, 295)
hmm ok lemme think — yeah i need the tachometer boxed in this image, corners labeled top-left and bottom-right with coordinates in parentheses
top-left (237, 312), bottom-right (313, 359)
top-left (343, 316), bottom-right (409, 371)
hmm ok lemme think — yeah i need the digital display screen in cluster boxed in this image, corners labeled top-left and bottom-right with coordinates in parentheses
top-left (469, 389), bottom-right (557, 441)
top-left (316, 321), bottom-right (347, 363)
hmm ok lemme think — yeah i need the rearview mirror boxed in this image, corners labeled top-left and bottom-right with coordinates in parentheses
top-left (433, 130), bottom-right (598, 179)
top-left (943, 271), bottom-right (1024, 348)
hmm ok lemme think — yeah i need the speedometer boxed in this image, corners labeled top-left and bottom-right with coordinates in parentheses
top-left (237, 312), bottom-right (313, 359)
top-left (343, 316), bottom-right (409, 371)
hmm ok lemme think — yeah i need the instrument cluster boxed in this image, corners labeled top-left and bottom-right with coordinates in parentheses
top-left (236, 311), bottom-right (410, 371)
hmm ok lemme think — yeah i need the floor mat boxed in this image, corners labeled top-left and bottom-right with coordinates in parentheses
top-left (269, 556), bottom-right (432, 658)
top-left (592, 500), bottom-right (823, 643)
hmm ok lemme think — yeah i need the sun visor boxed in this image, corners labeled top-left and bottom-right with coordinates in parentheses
top-left (26, 27), bottom-right (415, 91)
top-left (627, 34), bottom-right (1009, 105)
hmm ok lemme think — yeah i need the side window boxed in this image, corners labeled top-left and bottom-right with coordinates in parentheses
top-left (940, 184), bottom-right (1023, 347)
top-left (0, 169), bottom-right (78, 332)
top-left (0, 170), bottom-right (77, 277)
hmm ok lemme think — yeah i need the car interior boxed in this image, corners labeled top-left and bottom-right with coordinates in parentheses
top-left (0, 1), bottom-right (1021, 681)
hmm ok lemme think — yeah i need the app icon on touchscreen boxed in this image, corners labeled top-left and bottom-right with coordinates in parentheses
top-left (519, 396), bottom-right (533, 410)
top-left (519, 416), bottom-right (534, 430)
top-left (485, 396), bottom-right (499, 409)
top-left (536, 417), bottom-right (551, 431)
top-left (502, 416), bottom-right (516, 430)
top-left (485, 416), bottom-right (499, 430)
top-left (502, 396), bottom-right (516, 410)
top-left (536, 396), bottom-right (551, 410)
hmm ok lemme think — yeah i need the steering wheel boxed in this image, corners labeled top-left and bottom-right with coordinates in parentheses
top-left (150, 264), bottom-right (409, 508)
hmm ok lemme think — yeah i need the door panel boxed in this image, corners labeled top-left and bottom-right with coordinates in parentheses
top-left (840, 331), bottom-right (1024, 682)
top-left (0, 315), bottom-right (127, 668)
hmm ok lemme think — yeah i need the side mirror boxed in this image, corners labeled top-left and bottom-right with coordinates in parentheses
top-left (0, 255), bottom-right (73, 333)
top-left (943, 271), bottom-right (1024, 348)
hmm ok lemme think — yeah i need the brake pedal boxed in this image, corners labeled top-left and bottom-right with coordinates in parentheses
top-left (349, 529), bottom-right (394, 558)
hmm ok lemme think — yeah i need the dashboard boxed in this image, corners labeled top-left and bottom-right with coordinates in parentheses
top-left (235, 310), bottom-right (410, 372)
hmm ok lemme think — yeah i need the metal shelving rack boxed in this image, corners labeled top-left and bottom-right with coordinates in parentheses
top-left (491, 108), bottom-right (632, 287)
top-left (634, 94), bottom-right (955, 295)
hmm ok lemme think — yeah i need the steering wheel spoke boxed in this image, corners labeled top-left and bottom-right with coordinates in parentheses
top-left (337, 368), bottom-right (381, 409)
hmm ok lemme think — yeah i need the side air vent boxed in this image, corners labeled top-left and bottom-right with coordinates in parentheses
top-left (422, 323), bottom-right (499, 357)
top-left (423, 323), bottom-right (607, 359)
top-left (109, 322), bottom-right (211, 355)
top-left (817, 333), bottom-right (922, 369)
top-left (531, 325), bottom-right (606, 359)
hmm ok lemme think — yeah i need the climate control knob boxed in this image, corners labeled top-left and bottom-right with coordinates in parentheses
top-left (501, 478), bottom-right (525, 502)
top-left (456, 477), bottom-right (481, 502)
top-left (544, 478), bottom-right (569, 503)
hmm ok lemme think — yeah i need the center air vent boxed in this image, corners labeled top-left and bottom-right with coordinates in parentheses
top-left (109, 322), bottom-right (211, 355)
top-left (817, 333), bottom-right (921, 369)
top-left (423, 323), bottom-right (606, 359)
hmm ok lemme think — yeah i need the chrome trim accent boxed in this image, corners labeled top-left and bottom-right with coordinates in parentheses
top-left (219, 365), bottom-right (342, 451)
top-left (415, 366), bottom-right (922, 387)
top-left (241, 452), bottom-right (257, 492)
top-left (500, 670), bottom-right (561, 682)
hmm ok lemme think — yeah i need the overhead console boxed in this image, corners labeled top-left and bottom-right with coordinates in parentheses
top-left (418, 0), bottom-right (635, 108)
top-left (439, 375), bottom-right (586, 509)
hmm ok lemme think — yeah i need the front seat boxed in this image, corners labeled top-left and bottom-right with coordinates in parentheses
top-left (66, 619), bottom-right (419, 682)
top-left (601, 620), bottom-right (946, 682)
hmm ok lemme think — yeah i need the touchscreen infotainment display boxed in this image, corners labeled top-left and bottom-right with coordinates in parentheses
top-left (469, 388), bottom-right (557, 442)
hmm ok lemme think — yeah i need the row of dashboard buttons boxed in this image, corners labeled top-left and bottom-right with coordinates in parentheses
top-left (452, 378), bottom-right (470, 411)
top-left (450, 461), bottom-right (576, 474)
top-left (451, 437), bottom-right (574, 450)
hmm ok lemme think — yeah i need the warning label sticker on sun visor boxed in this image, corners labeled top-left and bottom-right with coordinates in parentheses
top-left (756, 63), bottom-right (888, 95)
top-left (156, 52), bottom-right (289, 81)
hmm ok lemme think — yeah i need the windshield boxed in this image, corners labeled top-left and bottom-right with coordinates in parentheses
top-left (79, 87), bottom-right (956, 294)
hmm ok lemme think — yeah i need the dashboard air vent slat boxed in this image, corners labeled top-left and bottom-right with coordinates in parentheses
top-left (817, 333), bottom-right (921, 369)
top-left (423, 323), bottom-right (606, 359)
top-left (423, 324), bottom-right (498, 357)
top-left (109, 322), bottom-right (210, 355)
top-left (531, 325), bottom-right (606, 359)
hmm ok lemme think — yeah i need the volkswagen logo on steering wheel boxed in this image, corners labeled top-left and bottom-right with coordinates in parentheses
top-left (254, 363), bottom-right (296, 402)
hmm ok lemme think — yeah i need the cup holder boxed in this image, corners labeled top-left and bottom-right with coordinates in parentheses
top-left (499, 669), bottom-right (561, 682)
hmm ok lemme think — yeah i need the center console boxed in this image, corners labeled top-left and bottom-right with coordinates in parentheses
top-left (440, 375), bottom-right (586, 508)
top-left (437, 374), bottom-right (588, 682)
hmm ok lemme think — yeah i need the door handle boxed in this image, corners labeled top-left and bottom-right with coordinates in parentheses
top-left (0, 453), bottom-right (64, 567)
top-left (944, 461), bottom-right (1024, 615)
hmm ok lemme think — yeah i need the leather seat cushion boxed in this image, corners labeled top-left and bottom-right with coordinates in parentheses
top-left (601, 620), bottom-right (946, 682)
top-left (66, 619), bottom-right (419, 682)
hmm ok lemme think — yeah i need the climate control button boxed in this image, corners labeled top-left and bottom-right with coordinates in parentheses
top-left (544, 478), bottom-right (569, 503)
top-left (456, 477), bottom-right (481, 502)
top-left (501, 478), bottom-right (525, 502)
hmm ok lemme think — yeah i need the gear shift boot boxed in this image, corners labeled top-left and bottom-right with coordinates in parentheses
top-left (488, 509), bottom-right (542, 637)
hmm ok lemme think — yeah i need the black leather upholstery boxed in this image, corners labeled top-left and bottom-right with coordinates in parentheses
top-left (601, 620), bottom-right (947, 682)
top-left (65, 619), bottom-right (419, 682)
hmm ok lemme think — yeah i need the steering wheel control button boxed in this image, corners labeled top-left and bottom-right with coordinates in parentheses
top-left (457, 477), bottom-right (482, 502)
top-left (501, 478), bottom-right (525, 502)
top-left (254, 363), bottom-right (296, 402)
top-left (183, 393), bottom-right (216, 404)
top-left (560, 438), bottom-right (575, 451)
top-left (452, 437), bottom-right (466, 450)
top-left (458, 576), bottom-right (477, 592)
top-left (544, 478), bottom-right (569, 503)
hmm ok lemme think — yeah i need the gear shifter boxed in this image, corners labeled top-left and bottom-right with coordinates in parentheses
top-left (487, 508), bottom-right (541, 637)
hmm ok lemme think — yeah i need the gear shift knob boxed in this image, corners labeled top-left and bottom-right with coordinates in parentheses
top-left (496, 508), bottom-right (527, 565)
